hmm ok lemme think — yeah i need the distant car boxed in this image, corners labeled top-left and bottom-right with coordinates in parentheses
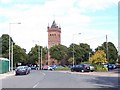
top-left (42, 65), bottom-right (54, 71)
top-left (107, 64), bottom-right (117, 69)
top-left (48, 66), bottom-right (55, 71)
top-left (104, 64), bottom-right (116, 70)
top-left (71, 64), bottom-right (90, 72)
top-left (84, 64), bottom-right (95, 72)
top-left (116, 64), bottom-right (120, 68)
top-left (30, 65), bottom-right (39, 70)
top-left (42, 65), bottom-right (49, 70)
top-left (55, 65), bottom-right (64, 69)
top-left (15, 66), bottom-right (30, 75)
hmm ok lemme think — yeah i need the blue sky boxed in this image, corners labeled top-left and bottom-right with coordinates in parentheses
top-left (0, 0), bottom-right (118, 53)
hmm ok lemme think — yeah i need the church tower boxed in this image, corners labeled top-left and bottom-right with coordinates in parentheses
top-left (47, 20), bottom-right (61, 49)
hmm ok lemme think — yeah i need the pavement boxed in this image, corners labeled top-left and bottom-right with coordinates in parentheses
top-left (57, 70), bottom-right (119, 77)
top-left (0, 71), bottom-right (15, 80)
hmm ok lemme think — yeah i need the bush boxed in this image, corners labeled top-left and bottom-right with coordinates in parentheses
top-left (94, 64), bottom-right (108, 72)
top-left (55, 67), bottom-right (70, 71)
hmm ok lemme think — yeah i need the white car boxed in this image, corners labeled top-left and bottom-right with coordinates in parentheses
top-left (48, 66), bottom-right (54, 71)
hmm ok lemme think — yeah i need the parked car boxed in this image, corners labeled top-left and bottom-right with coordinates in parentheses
top-left (108, 64), bottom-right (117, 69)
top-left (116, 64), bottom-right (120, 68)
top-left (30, 65), bottom-right (39, 70)
top-left (71, 64), bottom-right (90, 72)
top-left (84, 64), bottom-right (95, 72)
top-left (42, 65), bottom-right (54, 71)
top-left (54, 65), bottom-right (64, 70)
top-left (15, 66), bottom-right (31, 75)
top-left (103, 64), bottom-right (117, 70)
top-left (42, 65), bottom-right (48, 70)
top-left (48, 66), bottom-right (55, 70)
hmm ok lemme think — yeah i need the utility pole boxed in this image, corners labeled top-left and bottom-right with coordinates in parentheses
top-left (9, 22), bottom-right (21, 71)
top-left (38, 46), bottom-right (40, 70)
top-left (106, 35), bottom-right (109, 62)
top-left (72, 33), bottom-right (81, 67)
top-left (11, 42), bottom-right (13, 71)
top-left (41, 48), bottom-right (42, 70)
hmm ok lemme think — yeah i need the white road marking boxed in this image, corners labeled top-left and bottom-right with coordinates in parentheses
top-left (32, 72), bottom-right (46, 88)
top-left (33, 82), bottom-right (39, 88)
top-left (42, 72), bottom-right (46, 76)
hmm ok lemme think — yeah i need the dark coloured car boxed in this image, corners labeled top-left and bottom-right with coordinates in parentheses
top-left (107, 64), bottom-right (116, 69)
top-left (116, 64), bottom-right (120, 68)
top-left (15, 66), bottom-right (31, 75)
top-left (30, 64), bottom-right (39, 70)
top-left (71, 64), bottom-right (90, 72)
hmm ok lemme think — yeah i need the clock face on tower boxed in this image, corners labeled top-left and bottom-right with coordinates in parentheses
top-left (47, 20), bottom-right (61, 49)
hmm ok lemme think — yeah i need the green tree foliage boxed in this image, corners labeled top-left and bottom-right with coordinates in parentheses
top-left (28, 45), bottom-right (46, 64)
top-left (49, 44), bottom-right (68, 64)
top-left (13, 45), bottom-right (28, 66)
top-left (0, 34), bottom-right (13, 58)
top-left (89, 50), bottom-right (108, 64)
top-left (95, 42), bottom-right (118, 63)
top-left (68, 43), bottom-right (92, 64)
top-left (0, 34), bottom-right (28, 67)
top-left (118, 55), bottom-right (120, 64)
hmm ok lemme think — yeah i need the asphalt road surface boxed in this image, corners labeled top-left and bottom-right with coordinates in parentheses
top-left (2, 70), bottom-right (119, 88)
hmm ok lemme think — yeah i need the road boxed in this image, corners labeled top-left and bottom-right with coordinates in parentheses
top-left (2, 70), bottom-right (119, 88)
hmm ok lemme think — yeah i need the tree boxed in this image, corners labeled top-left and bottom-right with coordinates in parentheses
top-left (49, 44), bottom-right (68, 65)
top-left (0, 34), bottom-right (28, 67)
top-left (13, 45), bottom-right (28, 67)
top-left (68, 43), bottom-right (92, 64)
top-left (28, 45), bottom-right (46, 65)
top-left (0, 34), bottom-right (13, 58)
top-left (118, 55), bottom-right (120, 64)
top-left (89, 50), bottom-right (108, 64)
top-left (95, 42), bottom-right (118, 63)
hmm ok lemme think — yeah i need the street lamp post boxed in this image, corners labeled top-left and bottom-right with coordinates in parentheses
top-left (9, 22), bottom-right (21, 71)
top-left (41, 48), bottom-right (42, 70)
top-left (72, 33), bottom-right (81, 67)
top-left (33, 40), bottom-right (42, 70)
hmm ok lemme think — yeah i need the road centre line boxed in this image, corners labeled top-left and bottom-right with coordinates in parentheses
top-left (32, 72), bottom-right (46, 88)
top-left (33, 82), bottom-right (39, 88)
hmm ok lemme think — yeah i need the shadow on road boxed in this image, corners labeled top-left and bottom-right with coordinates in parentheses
top-left (88, 76), bottom-right (119, 88)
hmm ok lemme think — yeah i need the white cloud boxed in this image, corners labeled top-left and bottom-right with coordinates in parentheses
top-left (0, 0), bottom-right (12, 4)
top-left (0, 0), bottom-right (118, 53)
top-left (76, 0), bottom-right (119, 12)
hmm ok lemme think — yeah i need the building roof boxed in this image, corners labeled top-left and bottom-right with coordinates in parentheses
top-left (51, 20), bottom-right (58, 28)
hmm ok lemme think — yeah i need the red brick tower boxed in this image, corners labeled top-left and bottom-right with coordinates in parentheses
top-left (47, 20), bottom-right (61, 65)
top-left (47, 20), bottom-right (61, 48)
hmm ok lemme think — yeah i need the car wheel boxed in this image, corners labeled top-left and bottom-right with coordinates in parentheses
top-left (81, 70), bottom-right (84, 72)
top-left (91, 70), bottom-right (93, 72)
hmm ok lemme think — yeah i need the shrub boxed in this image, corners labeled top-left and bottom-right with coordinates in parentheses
top-left (94, 64), bottom-right (108, 72)
top-left (55, 67), bottom-right (70, 71)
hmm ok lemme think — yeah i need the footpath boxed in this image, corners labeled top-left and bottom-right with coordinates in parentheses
top-left (59, 71), bottom-right (119, 77)
top-left (0, 71), bottom-right (15, 80)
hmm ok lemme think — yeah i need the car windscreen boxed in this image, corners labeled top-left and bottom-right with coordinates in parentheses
top-left (17, 66), bottom-right (26, 69)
